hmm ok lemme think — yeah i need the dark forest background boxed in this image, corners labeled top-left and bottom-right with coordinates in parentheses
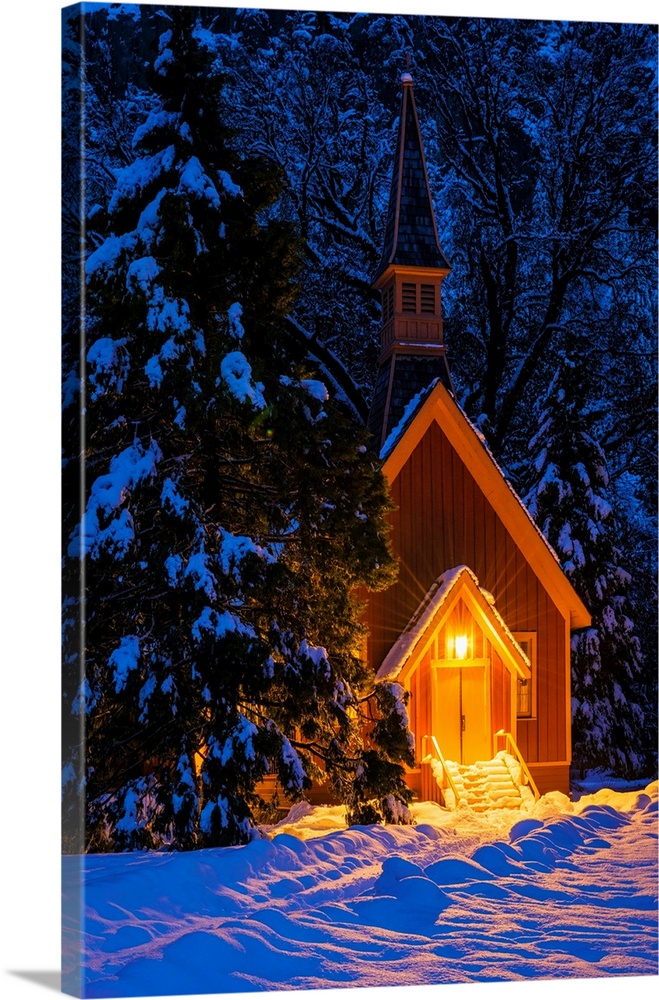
top-left (62, 3), bottom-right (657, 849)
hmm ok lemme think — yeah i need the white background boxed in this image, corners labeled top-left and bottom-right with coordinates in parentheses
top-left (0, 1), bottom-right (655, 998)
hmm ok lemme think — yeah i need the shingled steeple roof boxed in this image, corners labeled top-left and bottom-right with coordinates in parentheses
top-left (375, 72), bottom-right (449, 280)
top-left (368, 72), bottom-right (452, 452)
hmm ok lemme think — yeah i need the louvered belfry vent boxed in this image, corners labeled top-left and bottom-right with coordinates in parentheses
top-left (402, 283), bottom-right (417, 312)
top-left (368, 70), bottom-right (453, 451)
top-left (420, 284), bottom-right (435, 313)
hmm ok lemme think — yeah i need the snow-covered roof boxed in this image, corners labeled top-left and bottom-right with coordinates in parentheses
top-left (378, 379), bottom-right (591, 629)
top-left (379, 379), bottom-right (438, 460)
top-left (380, 385), bottom-right (553, 563)
top-left (376, 565), bottom-right (530, 683)
top-left (376, 566), bottom-right (465, 681)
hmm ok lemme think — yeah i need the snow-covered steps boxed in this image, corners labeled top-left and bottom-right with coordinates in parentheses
top-left (430, 751), bottom-right (537, 811)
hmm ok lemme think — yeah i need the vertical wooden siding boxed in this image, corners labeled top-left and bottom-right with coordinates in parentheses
top-left (490, 649), bottom-right (510, 739)
top-left (368, 421), bottom-right (567, 765)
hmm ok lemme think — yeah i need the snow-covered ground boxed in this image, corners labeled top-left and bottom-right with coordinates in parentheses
top-left (63, 780), bottom-right (658, 998)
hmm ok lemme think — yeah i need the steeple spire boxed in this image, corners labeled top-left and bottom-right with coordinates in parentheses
top-left (368, 71), bottom-right (453, 451)
top-left (375, 71), bottom-right (450, 280)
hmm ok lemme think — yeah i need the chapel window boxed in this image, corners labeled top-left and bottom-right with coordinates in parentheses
top-left (514, 633), bottom-right (537, 718)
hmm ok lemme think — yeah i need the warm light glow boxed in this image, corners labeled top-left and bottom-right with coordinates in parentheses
top-left (455, 634), bottom-right (468, 659)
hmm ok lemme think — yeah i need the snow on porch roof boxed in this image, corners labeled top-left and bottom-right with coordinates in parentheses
top-left (375, 565), bottom-right (531, 683)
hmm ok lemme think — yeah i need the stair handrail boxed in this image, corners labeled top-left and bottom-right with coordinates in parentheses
top-left (421, 734), bottom-right (461, 804)
top-left (494, 730), bottom-right (540, 800)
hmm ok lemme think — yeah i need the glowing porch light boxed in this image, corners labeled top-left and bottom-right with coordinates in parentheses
top-left (454, 634), bottom-right (469, 659)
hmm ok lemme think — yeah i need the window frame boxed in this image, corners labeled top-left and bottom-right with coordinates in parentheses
top-left (513, 631), bottom-right (537, 719)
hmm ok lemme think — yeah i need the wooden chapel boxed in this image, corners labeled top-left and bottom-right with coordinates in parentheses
top-left (363, 72), bottom-right (590, 806)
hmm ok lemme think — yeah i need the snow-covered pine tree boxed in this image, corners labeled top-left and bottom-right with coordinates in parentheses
top-left (62, 7), bottom-right (412, 852)
top-left (524, 355), bottom-right (650, 778)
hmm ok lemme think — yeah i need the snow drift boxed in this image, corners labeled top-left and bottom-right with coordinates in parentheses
top-left (63, 781), bottom-right (658, 997)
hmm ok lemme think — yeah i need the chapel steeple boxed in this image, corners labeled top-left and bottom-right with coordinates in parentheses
top-left (368, 71), bottom-right (453, 451)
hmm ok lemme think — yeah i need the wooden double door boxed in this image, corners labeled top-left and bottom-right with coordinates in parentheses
top-left (432, 662), bottom-right (491, 765)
